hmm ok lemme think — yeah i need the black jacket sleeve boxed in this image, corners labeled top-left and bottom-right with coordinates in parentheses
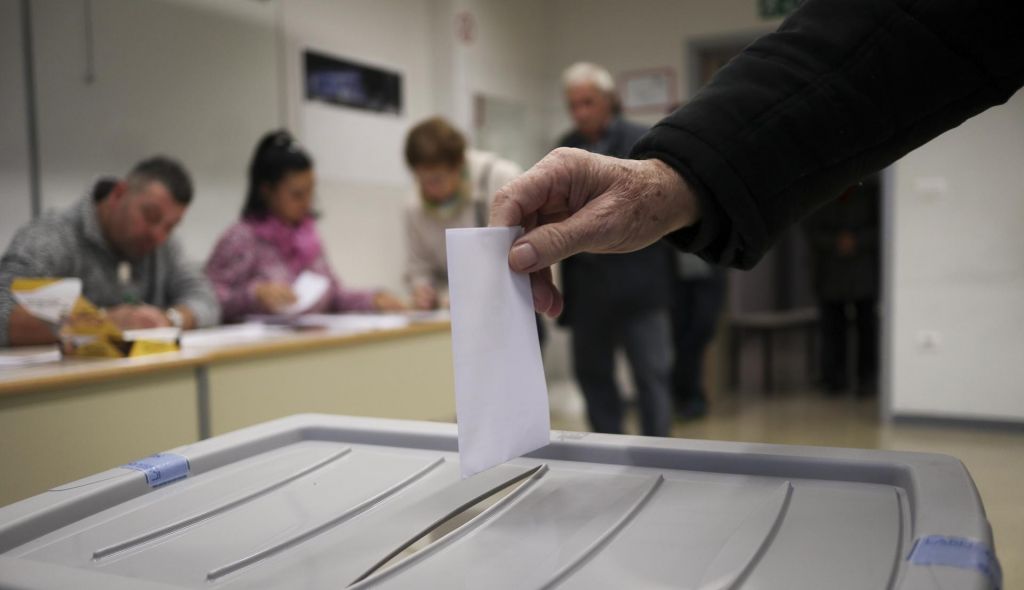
top-left (631, 0), bottom-right (1024, 269)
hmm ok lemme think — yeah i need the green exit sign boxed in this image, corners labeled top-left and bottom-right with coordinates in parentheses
top-left (759, 0), bottom-right (804, 18)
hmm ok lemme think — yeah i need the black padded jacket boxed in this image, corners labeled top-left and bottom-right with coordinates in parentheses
top-left (632, 0), bottom-right (1024, 269)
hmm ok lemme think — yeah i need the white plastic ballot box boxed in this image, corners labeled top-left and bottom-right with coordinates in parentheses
top-left (0, 414), bottom-right (1001, 589)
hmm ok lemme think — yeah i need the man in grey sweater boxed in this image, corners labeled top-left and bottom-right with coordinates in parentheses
top-left (0, 156), bottom-right (220, 347)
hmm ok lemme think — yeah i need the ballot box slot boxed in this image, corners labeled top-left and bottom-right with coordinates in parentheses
top-left (350, 463), bottom-right (548, 586)
top-left (353, 468), bottom-right (672, 589)
top-left (205, 456), bottom-right (446, 581)
top-left (368, 463), bottom-right (546, 569)
top-left (92, 447), bottom-right (353, 560)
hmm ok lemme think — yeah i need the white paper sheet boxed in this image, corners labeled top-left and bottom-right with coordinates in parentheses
top-left (293, 313), bottom-right (410, 333)
top-left (0, 346), bottom-right (61, 367)
top-left (179, 323), bottom-right (282, 351)
top-left (280, 271), bottom-right (330, 315)
top-left (122, 327), bottom-right (182, 342)
top-left (246, 313), bottom-right (411, 333)
top-left (406, 309), bottom-right (451, 323)
top-left (446, 227), bottom-right (550, 478)
top-left (12, 278), bottom-right (82, 324)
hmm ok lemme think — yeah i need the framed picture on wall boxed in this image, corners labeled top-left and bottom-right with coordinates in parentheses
top-left (304, 50), bottom-right (403, 115)
top-left (618, 67), bottom-right (677, 115)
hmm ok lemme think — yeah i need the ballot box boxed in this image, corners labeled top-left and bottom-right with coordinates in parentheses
top-left (0, 414), bottom-right (1000, 589)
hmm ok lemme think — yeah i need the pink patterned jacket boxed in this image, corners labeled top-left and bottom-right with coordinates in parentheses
top-left (205, 220), bottom-right (375, 323)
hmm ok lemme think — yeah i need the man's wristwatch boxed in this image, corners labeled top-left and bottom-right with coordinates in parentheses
top-left (166, 307), bottom-right (185, 329)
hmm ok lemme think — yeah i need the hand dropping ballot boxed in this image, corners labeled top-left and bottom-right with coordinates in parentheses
top-left (446, 227), bottom-right (550, 478)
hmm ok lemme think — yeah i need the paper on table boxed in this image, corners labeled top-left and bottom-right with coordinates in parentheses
top-left (294, 313), bottom-right (410, 333)
top-left (446, 227), bottom-right (550, 478)
top-left (179, 323), bottom-right (280, 351)
top-left (122, 327), bottom-right (182, 342)
top-left (246, 313), bottom-right (411, 333)
top-left (0, 346), bottom-right (61, 367)
top-left (280, 271), bottom-right (330, 315)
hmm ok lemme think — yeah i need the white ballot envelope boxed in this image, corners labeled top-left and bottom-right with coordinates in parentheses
top-left (446, 227), bottom-right (550, 478)
top-left (280, 271), bottom-right (330, 315)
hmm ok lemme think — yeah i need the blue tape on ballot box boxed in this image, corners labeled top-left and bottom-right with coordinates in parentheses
top-left (122, 453), bottom-right (190, 487)
top-left (908, 535), bottom-right (1002, 589)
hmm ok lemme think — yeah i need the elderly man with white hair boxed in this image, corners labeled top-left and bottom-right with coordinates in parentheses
top-left (555, 62), bottom-right (675, 438)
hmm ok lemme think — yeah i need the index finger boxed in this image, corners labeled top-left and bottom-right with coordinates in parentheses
top-left (488, 149), bottom-right (568, 227)
top-left (488, 174), bottom-right (530, 227)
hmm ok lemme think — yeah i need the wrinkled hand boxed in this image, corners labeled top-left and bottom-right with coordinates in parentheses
top-left (489, 148), bottom-right (700, 317)
top-left (253, 282), bottom-right (297, 313)
top-left (373, 291), bottom-right (408, 312)
top-left (411, 283), bottom-right (438, 310)
top-left (105, 304), bottom-right (171, 329)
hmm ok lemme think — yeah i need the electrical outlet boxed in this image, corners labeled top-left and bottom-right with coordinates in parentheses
top-left (913, 177), bottom-right (948, 200)
top-left (916, 330), bottom-right (942, 351)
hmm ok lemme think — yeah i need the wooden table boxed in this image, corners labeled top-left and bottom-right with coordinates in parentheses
top-left (0, 322), bottom-right (453, 506)
top-left (198, 323), bottom-right (456, 435)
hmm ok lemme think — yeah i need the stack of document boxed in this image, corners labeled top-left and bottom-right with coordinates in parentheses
top-left (0, 346), bottom-right (62, 368)
top-left (179, 324), bottom-right (283, 352)
top-left (121, 327), bottom-right (181, 342)
top-left (292, 314), bottom-right (410, 333)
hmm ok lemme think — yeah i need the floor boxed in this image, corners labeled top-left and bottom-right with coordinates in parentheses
top-left (548, 380), bottom-right (1024, 589)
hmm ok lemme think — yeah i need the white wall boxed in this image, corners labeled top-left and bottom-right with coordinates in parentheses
top-left (279, 0), bottom-right (556, 294)
top-left (889, 91), bottom-right (1024, 422)
top-left (282, 0), bottom-right (437, 188)
top-left (10, 0), bottom-right (558, 297)
top-left (458, 0), bottom-right (555, 167)
top-left (277, 0), bottom-right (440, 295)
top-left (546, 0), bottom-right (778, 140)
top-left (0, 1), bottom-right (33, 252)
top-left (29, 0), bottom-right (280, 262)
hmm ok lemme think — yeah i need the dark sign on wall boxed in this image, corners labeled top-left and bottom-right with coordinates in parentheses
top-left (759, 0), bottom-right (804, 19)
top-left (304, 50), bottom-right (402, 115)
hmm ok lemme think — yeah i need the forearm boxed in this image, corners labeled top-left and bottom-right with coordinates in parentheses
top-left (632, 0), bottom-right (1024, 268)
top-left (0, 227), bottom-right (74, 346)
top-left (7, 305), bottom-right (58, 346)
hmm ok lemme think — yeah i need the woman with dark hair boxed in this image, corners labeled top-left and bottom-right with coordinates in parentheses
top-left (205, 130), bottom-right (404, 322)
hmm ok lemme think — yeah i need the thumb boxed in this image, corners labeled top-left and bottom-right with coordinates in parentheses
top-left (508, 210), bottom-right (602, 273)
